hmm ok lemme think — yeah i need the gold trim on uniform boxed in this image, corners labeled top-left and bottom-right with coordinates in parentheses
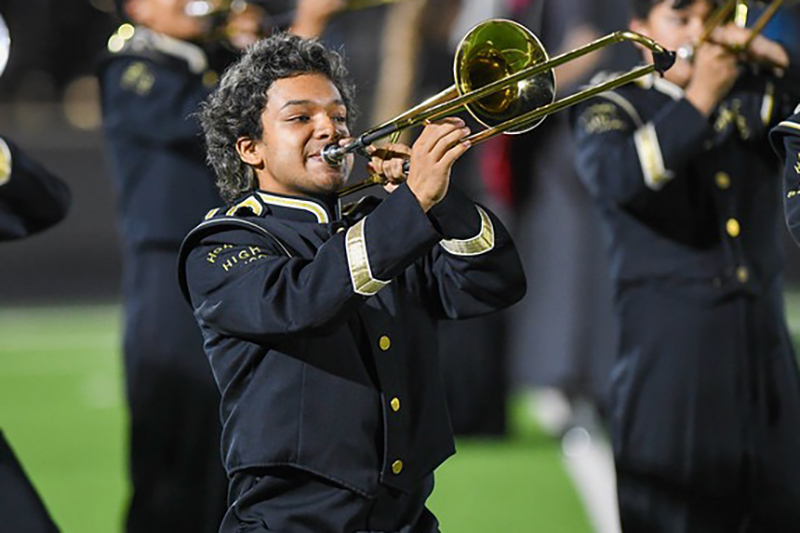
top-left (440, 206), bottom-right (495, 256)
top-left (257, 192), bottom-right (330, 223)
top-left (0, 137), bottom-right (11, 186)
top-left (634, 122), bottom-right (671, 190)
top-left (345, 218), bottom-right (390, 296)
top-left (204, 208), bottom-right (220, 220)
top-left (778, 120), bottom-right (800, 133)
top-left (226, 196), bottom-right (264, 217)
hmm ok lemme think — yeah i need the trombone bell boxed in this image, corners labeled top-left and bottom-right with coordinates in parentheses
top-left (456, 19), bottom-right (555, 134)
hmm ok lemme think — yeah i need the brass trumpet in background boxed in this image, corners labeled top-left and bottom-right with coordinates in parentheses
top-left (324, 18), bottom-right (676, 197)
top-left (677, 0), bottom-right (791, 62)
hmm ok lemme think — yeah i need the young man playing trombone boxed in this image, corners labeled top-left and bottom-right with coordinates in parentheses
top-left (178, 33), bottom-right (525, 532)
top-left (572, 0), bottom-right (800, 531)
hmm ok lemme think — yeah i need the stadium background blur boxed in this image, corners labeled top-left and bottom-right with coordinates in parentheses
top-left (1, 0), bottom-right (800, 531)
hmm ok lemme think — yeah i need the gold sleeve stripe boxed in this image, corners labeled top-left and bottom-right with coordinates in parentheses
top-left (345, 218), bottom-right (390, 296)
top-left (778, 121), bottom-right (800, 132)
top-left (440, 206), bottom-right (495, 256)
top-left (761, 82), bottom-right (775, 126)
top-left (634, 122), bottom-right (671, 190)
top-left (257, 192), bottom-right (329, 223)
top-left (204, 208), bottom-right (220, 220)
top-left (226, 196), bottom-right (264, 217)
top-left (0, 137), bottom-right (10, 186)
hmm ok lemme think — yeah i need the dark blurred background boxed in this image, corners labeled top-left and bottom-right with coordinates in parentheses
top-left (0, 0), bottom-right (120, 303)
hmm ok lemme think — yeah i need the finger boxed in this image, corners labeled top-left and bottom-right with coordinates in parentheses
top-left (429, 125), bottom-right (471, 162)
top-left (414, 117), bottom-right (466, 151)
top-left (437, 137), bottom-right (472, 169)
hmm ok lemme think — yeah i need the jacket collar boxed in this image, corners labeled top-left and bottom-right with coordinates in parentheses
top-left (113, 26), bottom-right (209, 74)
top-left (253, 191), bottom-right (335, 223)
top-left (636, 72), bottom-right (684, 100)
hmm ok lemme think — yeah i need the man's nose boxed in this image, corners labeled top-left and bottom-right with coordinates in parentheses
top-left (314, 115), bottom-right (337, 139)
top-left (688, 16), bottom-right (707, 40)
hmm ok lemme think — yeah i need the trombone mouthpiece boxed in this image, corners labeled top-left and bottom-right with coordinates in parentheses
top-left (654, 50), bottom-right (677, 75)
top-left (321, 144), bottom-right (344, 166)
top-left (676, 45), bottom-right (694, 63)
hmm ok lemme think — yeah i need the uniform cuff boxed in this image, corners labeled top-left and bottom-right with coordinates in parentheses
top-left (347, 183), bottom-right (441, 288)
top-left (426, 186), bottom-right (481, 239)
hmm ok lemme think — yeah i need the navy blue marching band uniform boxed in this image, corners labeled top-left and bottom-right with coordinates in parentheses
top-left (99, 26), bottom-right (234, 532)
top-left (573, 56), bottom-right (800, 531)
top-left (771, 106), bottom-right (800, 245)
top-left (177, 183), bottom-right (525, 532)
top-left (0, 138), bottom-right (68, 532)
top-left (0, 136), bottom-right (70, 241)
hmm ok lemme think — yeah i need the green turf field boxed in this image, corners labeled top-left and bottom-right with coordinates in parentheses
top-left (4, 294), bottom-right (800, 532)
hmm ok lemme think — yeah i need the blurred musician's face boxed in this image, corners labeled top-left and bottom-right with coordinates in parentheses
top-left (630, 0), bottom-right (713, 88)
top-left (236, 73), bottom-right (354, 199)
top-left (125, 0), bottom-right (209, 41)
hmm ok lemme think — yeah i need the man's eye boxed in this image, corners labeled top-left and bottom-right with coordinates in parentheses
top-left (290, 115), bottom-right (310, 122)
top-left (333, 116), bottom-right (347, 124)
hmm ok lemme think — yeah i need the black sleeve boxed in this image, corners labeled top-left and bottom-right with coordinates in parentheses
top-left (0, 138), bottom-right (71, 241)
top-left (100, 55), bottom-right (210, 145)
top-left (572, 93), bottom-right (710, 207)
top-left (772, 112), bottom-right (800, 245)
top-left (183, 185), bottom-right (525, 344)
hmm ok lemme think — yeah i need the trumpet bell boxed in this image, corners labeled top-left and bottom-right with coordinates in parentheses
top-left (455, 19), bottom-right (556, 134)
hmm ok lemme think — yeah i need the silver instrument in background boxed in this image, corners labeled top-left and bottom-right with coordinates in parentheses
top-left (0, 13), bottom-right (10, 79)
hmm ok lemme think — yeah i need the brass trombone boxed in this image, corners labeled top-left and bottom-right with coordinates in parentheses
top-left (677, 0), bottom-right (789, 62)
top-left (326, 19), bottom-right (676, 197)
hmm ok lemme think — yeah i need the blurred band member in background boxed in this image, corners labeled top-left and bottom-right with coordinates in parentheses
top-left (572, 0), bottom-right (800, 531)
top-left (0, 136), bottom-right (70, 532)
top-left (99, 1), bottom-right (341, 531)
top-left (0, 136), bottom-right (70, 241)
top-left (771, 105), bottom-right (800, 245)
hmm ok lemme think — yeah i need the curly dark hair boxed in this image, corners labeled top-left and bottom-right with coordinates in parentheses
top-left (199, 33), bottom-right (357, 204)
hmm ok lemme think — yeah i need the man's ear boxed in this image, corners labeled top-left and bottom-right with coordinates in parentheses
top-left (235, 137), bottom-right (264, 168)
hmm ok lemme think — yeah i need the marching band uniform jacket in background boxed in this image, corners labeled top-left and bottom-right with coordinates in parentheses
top-left (0, 139), bottom-right (68, 531)
top-left (178, 184), bottom-right (526, 498)
top-left (573, 55), bottom-right (800, 530)
top-left (771, 108), bottom-right (800, 245)
top-left (0, 136), bottom-right (70, 241)
top-left (99, 26), bottom-right (233, 532)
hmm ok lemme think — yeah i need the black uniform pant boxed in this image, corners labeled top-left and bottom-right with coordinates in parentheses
top-left (122, 248), bottom-right (227, 533)
top-left (612, 281), bottom-right (800, 532)
top-left (220, 466), bottom-right (440, 533)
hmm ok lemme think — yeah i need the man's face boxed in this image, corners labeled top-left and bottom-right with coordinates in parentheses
top-left (245, 73), bottom-right (353, 198)
top-left (126, 0), bottom-right (209, 40)
top-left (631, 0), bottom-right (713, 88)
